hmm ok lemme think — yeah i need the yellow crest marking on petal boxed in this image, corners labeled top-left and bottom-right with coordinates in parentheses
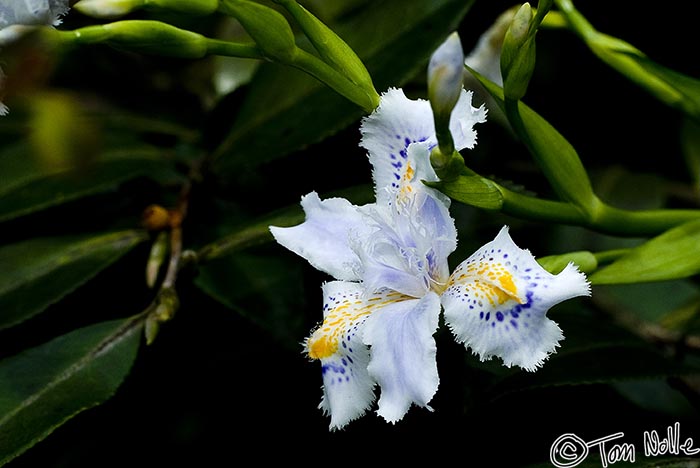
top-left (396, 162), bottom-right (416, 206)
top-left (308, 334), bottom-right (337, 359)
top-left (498, 273), bottom-right (519, 299)
top-left (449, 261), bottom-right (523, 306)
top-left (306, 291), bottom-right (409, 360)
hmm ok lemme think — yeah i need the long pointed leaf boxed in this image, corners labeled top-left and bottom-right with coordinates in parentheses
top-left (0, 317), bottom-right (143, 466)
top-left (0, 230), bottom-right (148, 330)
top-left (590, 219), bottom-right (700, 285)
top-left (0, 147), bottom-right (180, 223)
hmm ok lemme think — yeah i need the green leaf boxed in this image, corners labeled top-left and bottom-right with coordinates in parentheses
top-left (537, 250), bottom-right (598, 275)
top-left (211, 0), bottom-right (476, 173)
top-left (628, 53), bottom-right (700, 121)
top-left (0, 146), bottom-right (179, 223)
top-left (0, 230), bottom-right (148, 330)
top-left (466, 67), bottom-right (598, 212)
top-left (590, 219), bottom-right (700, 285)
top-left (0, 317), bottom-right (143, 466)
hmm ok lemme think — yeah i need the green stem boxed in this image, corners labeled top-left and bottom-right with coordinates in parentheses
top-left (498, 185), bottom-right (586, 225)
top-left (552, 0), bottom-right (595, 40)
top-left (497, 183), bottom-right (700, 236)
top-left (205, 39), bottom-right (264, 59)
top-left (553, 0), bottom-right (681, 105)
top-left (594, 204), bottom-right (700, 236)
top-left (503, 98), bottom-right (599, 215)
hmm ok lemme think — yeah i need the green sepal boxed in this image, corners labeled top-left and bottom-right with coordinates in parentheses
top-left (428, 175), bottom-right (503, 210)
top-left (465, 65), bottom-right (599, 214)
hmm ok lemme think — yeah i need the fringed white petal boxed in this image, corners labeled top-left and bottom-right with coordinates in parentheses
top-left (449, 89), bottom-right (487, 151)
top-left (307, 281), bottom-right (414, 430)
top-left (270, 192), bottom-right (374, 282)
top-left (0, 0), bottom-right (70, 28)
top-left (360, 88), bottom-right (436, 208)
top-left (359, 88), bottom-right (485, 210)
top-left (363, 291), bottom-right (441, 423)
top-left (441, 226), bottom-right (590, 371)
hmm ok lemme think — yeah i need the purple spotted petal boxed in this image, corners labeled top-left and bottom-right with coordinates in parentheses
top-left (441, 226), bottom-right (590, 371)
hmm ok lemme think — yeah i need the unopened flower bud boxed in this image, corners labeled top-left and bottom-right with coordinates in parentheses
top-left (428, 32), bottom-right (465, 159)
top-left (500, 3), bottom-right (536, 100)
top-left (73, 0), bottom-right (144, 19)
top-left (219, 0), bottom-right (298, 63)
top-left (74, 0), bottom-right (218, 19)
top-left (273, 0), bottom-right (378, 106)
top-left (428, 32), bottom-right (465, 121)
top-left (69, 20), bottom-right (209, 59)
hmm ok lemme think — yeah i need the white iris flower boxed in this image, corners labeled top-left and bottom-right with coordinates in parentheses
top-left (0, 0), bottom-right (70, 29)
top-left (271, 87), bottom-right (590, 430)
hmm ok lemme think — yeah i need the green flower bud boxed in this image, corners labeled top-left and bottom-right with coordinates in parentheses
top-left (68, 20), bottom-right (209, 58)
top-left (74, 0), bottom-right (218, 18)
top-left (153, 0), bottom-right (218, 15)
top-left (500, 3), bottom-right (536, 100)
top-left (74, 0), bottom-right (144, 19)
top-left (219, 0), bottom-right (297, 63)
top-left (273, 0), bottom-right (378, 106)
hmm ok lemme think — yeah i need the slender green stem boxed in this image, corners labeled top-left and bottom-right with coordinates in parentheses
top-left (205, 39), bottom-right (264, 60)
top-left (552, 0), bottom-right (595, 40)
top-left (496, 182), bottom-right (700, 236)
top-left (553, 0), bottom-right (682, 106)
top-left (498, 185), bottom-right (586, 225)
top-left (503, 99), bottom-right (599, 215)
top-left (594, 204), bottom-right (700, 236)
